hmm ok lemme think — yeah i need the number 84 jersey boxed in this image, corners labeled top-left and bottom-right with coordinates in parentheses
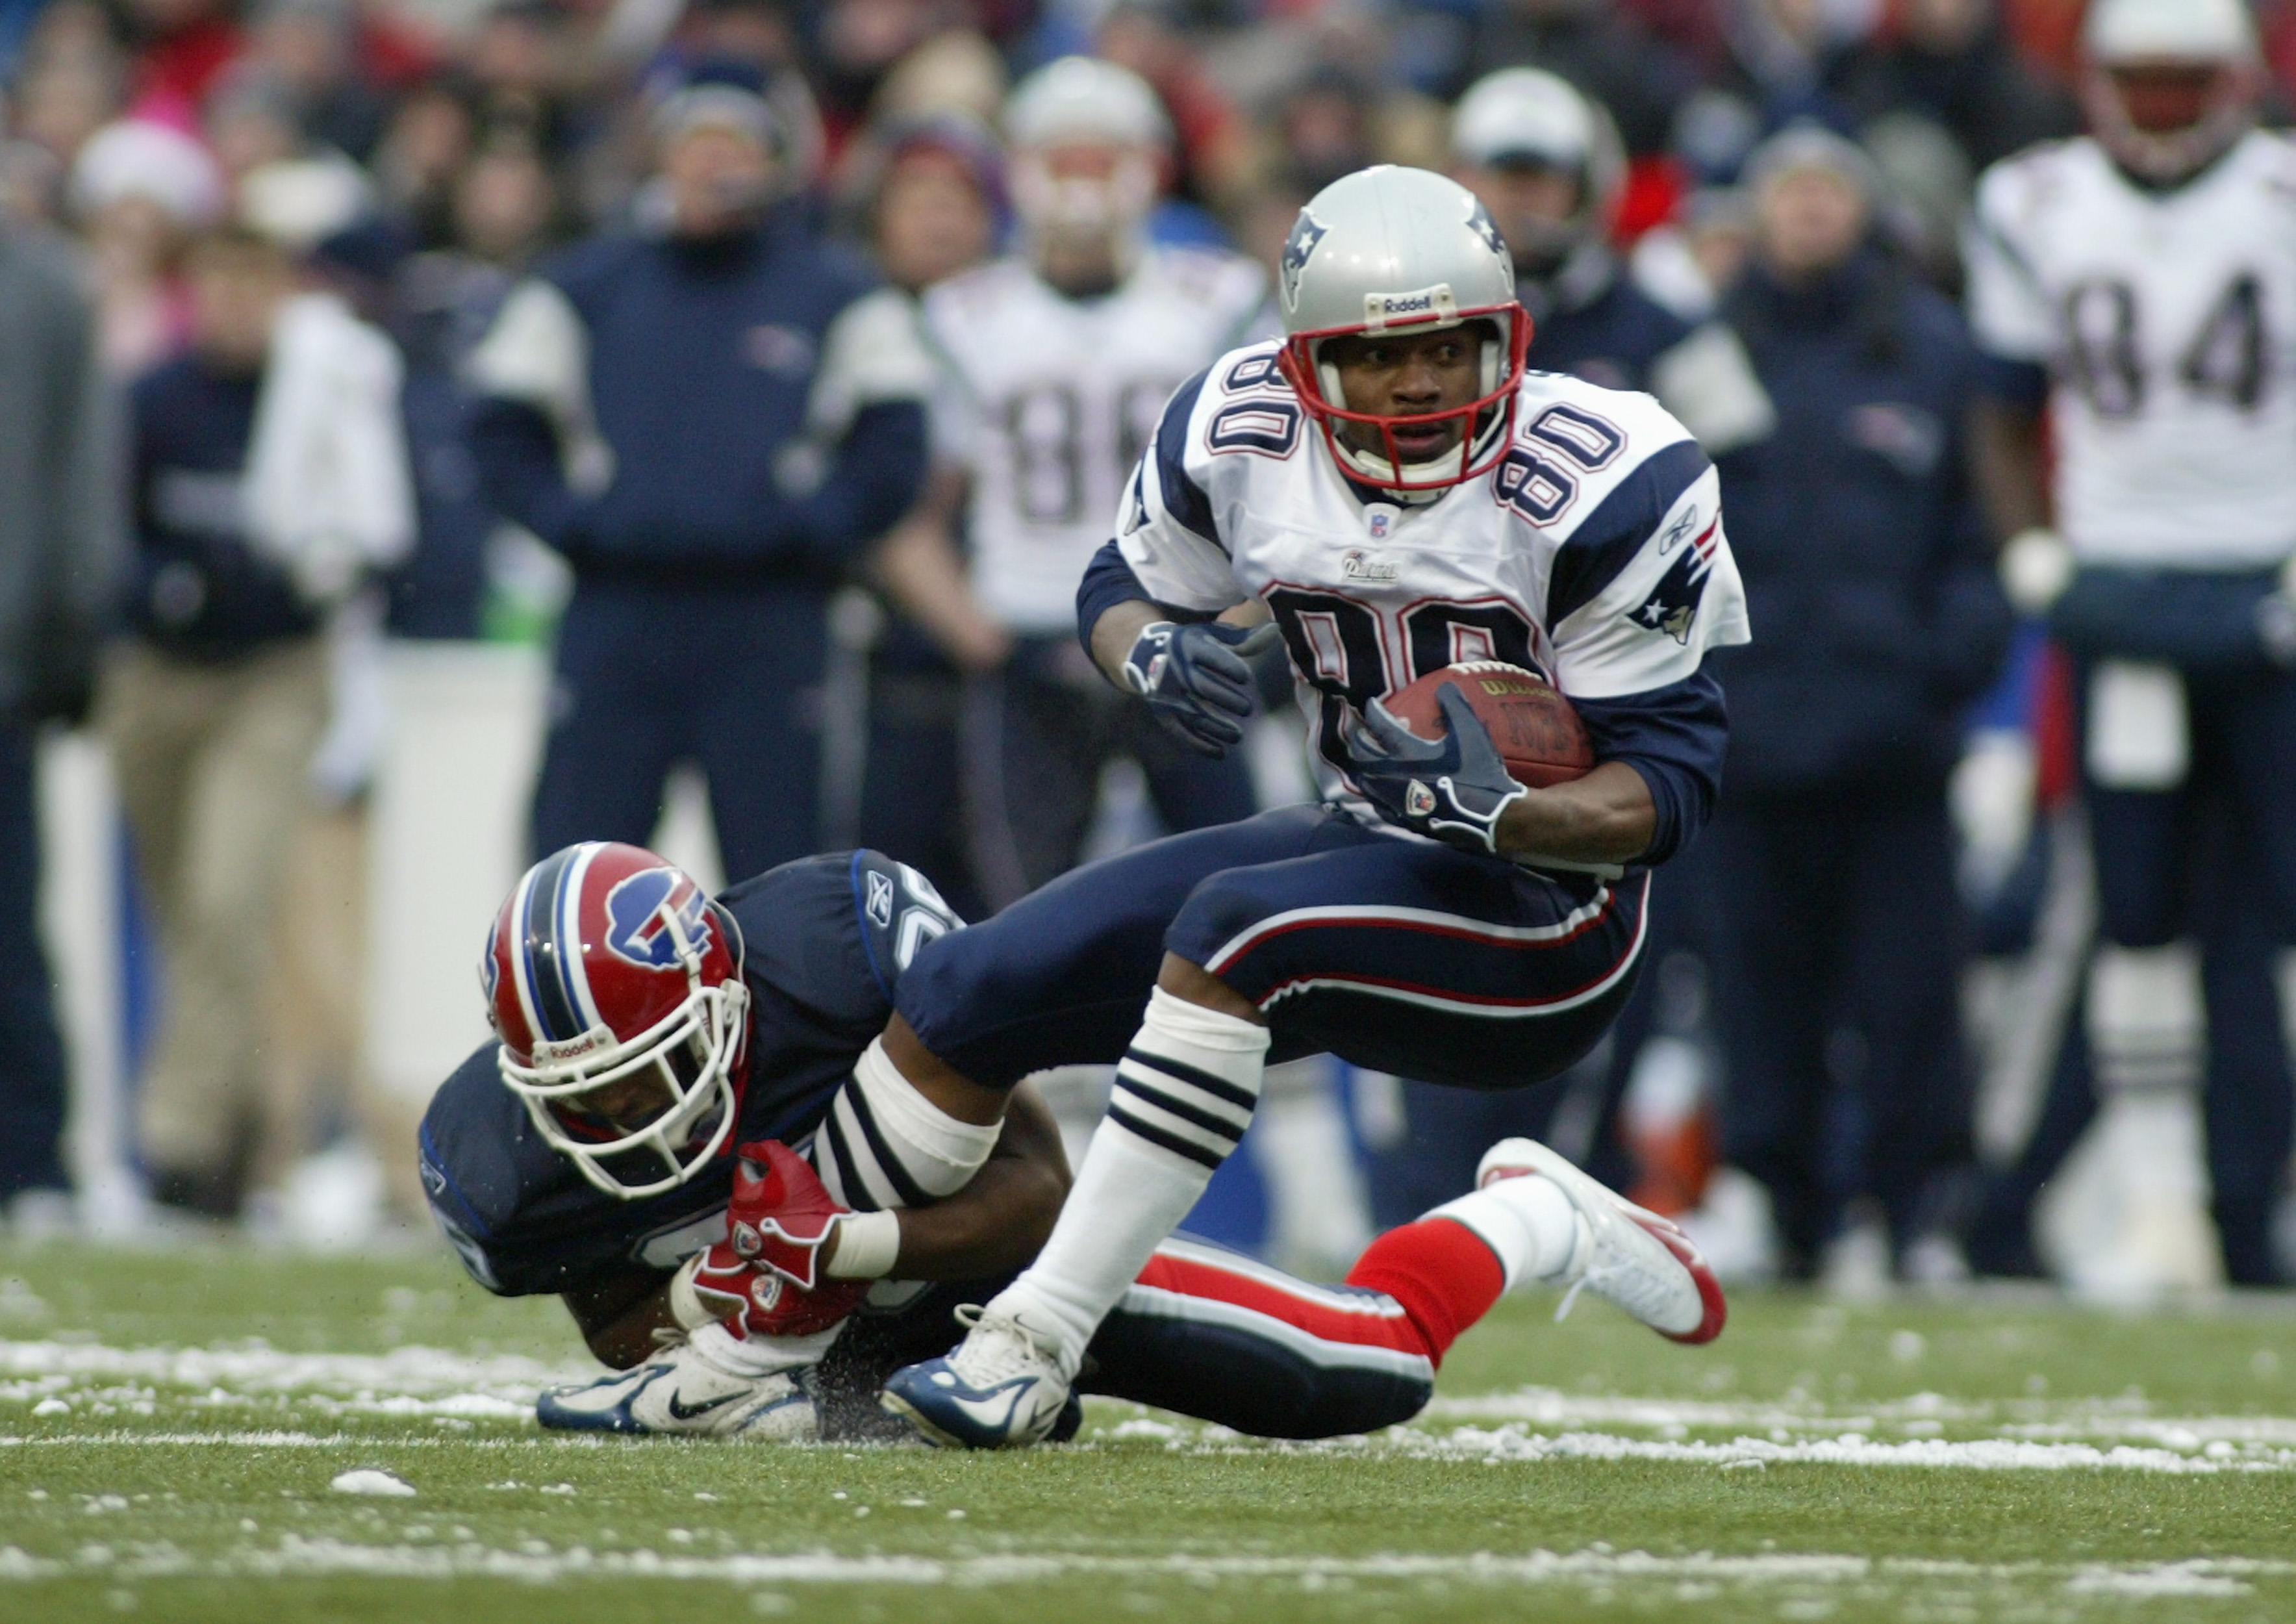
top-left (1115, 340), bottom-right (1750, 809)
top-left (1967, 130), bottom-right (2296, 571)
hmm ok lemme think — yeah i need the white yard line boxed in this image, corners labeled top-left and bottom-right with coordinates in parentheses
top-left (5, 1341), bottom-right (2296, 1469)
top-left (0, 1540), bottom-right (2288, 1595)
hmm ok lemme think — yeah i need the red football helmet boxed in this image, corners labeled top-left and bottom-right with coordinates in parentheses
top-left (481, 842), bottom-right (750, 1199)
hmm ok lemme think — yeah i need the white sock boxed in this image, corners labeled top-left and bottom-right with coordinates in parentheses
top-left (1427, 1174), bottom-right (1583, 1289)
top-left (687, 1318), bottom-right (840, 1378)
top-left (811, 1035), bottom-right (1002, 1211)
top-left (990, 987), bottom-right (1270, 1375)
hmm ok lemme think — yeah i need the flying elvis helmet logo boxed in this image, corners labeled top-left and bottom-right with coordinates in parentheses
top-left (603, 867), bottom-right (714, 970)
top-left (1281, 209), bottom-right (1329, 311)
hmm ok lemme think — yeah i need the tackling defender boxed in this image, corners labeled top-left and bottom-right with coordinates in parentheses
top-left (420, 841), bottom-right (1722, 1441)
top-left (868, 163), bottom-right (1746, 1447)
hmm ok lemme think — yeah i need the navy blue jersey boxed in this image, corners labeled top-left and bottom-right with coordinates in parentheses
top-left (418, 850), bottom-right (959, 1296)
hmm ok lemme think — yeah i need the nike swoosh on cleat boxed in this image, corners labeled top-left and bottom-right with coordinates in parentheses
top-left (664, 1388), bottom-right (744, 1421)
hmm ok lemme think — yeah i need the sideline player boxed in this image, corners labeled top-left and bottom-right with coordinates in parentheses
top-left (1965, 0), bottom-right (2296, 1283)
top-left (872, 57), bottom-right (1270, 906)
top-left (871, 163), bottom-right (1745, 1447)
top-left (1450, 67), bottom-right (1771, 454)
top-left (420, 841), bottom-right (1722, 1440)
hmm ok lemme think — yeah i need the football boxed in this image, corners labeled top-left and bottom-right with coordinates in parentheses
top-left (1382, 661), bottom-right (1595, 788)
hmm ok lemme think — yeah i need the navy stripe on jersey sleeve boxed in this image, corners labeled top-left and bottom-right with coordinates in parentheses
top-left (1575, 668), bottom-right (1727, 866)
top-left (1076, 538), bottom-right (1224, 651)
top-left (1978, 355), bottom-right (2049, 412)
top-left (1545, 440), bottom-right (1711, 627)
top-left (1152, 368), bottom-right (1218, 544)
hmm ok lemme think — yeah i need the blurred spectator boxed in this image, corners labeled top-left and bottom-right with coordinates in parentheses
top-left (852, 113), bottom-right (1003, 919)
top-left (466, 63), bottom-right (929, 877)
top-left (245, 0), bottom-right (392, 163)
top-left (100, 224), bottom-right (412, 1217)
top-left (12, 31), bottom-right (123, 186)
top-left (1676, 0), bottom-right (1859, 182)
top-left (68, 118), bottom-right (225, 375)
top-left (1451, 68), bottom-right (1772, 449)
top-left (0, 212), bottom-right (117, 1228)
top-left (873, 59), bottom-right (1263, 907)
top-left (1832, 0), bottom-right (2076, 171)
top-left (1702, 127), bottom-right (2008, 1278)
top-left (372, 75), bottom-right (479, 249)
top-left (122, 0), bottom-right (245, 115)
top-left (1448, 0), bottom-right (1698, 159)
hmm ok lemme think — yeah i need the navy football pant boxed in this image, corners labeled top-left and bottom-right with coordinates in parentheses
top-left (963, 639), bottom-right (1256, 909)
top-left (0, 720), bottom-right (68, 1199)
top-left (899, 804), bottom-right (1647, 1092)
top-left (1706, 783), bottom-right (1972, 1264)
top-left (2084, 663), bottom-right (2296, 947)
top-left (533, 580), bottom-right (829, 880)
top-left (808, 1235), bottom-right (1439, 1443)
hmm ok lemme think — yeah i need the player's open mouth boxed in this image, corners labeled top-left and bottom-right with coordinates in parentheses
top-left (1386, 423), bottom-right (1459, 461)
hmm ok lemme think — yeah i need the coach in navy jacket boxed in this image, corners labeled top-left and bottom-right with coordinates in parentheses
top-left (468, 65), bottom-right (929, 877)
top-left (1703, 128), bottom-right (2010, 1278)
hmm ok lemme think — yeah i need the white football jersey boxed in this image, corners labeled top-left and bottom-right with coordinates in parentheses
top-left (1116, 341), bottom-right (1750, 813)
top-left (924, 246), bottom-right (1270, 633)
top-left (1967, 131), bottom-right (2296, 570)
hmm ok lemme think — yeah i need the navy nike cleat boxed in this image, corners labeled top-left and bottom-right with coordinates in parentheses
top-left (536, 1339), bottom-right (818, 1440)
top-left (878, 1304), bottom-right (1073, 1448)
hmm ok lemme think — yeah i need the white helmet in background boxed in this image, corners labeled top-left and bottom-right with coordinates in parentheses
top-left (1003, 56), bottom-right (1170, 246)
top-left (1276, 166), bottom-right (1528, 494)
top-left (2080, 0), bottom-right (2262, 183)
top-left (1450, 68), bottom-right (1625, 275)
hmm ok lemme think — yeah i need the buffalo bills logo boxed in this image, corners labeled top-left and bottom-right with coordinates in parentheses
top-left (604, 867), bottom-right (714, 970)
top-left (1281, 211), bottom-right (1328, 309)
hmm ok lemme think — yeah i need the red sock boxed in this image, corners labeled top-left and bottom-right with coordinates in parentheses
top-left (1345, 1217), bottom-right (1506, 1369)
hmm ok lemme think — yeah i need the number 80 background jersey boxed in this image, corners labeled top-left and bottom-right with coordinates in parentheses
top-left (1116, 340), bottom-right (1750, 815)
top-left (1966, 129), bottom-right (2296, 571)
top-left (924, 245), bottom-right (1272, 635)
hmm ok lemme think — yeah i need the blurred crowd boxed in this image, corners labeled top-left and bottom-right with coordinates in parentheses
top-left (1, 0), bottom-right (2293, 1289)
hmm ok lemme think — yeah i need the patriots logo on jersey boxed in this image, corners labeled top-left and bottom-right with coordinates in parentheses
top-left (1281, 212), bottom-right (1329, 309)
top-left (603, 867), bottom-right (714, 971)
top-left (1630, 519), bottom-right (1720, 644)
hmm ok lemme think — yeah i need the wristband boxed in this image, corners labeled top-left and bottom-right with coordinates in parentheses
top-left (823, 1209), bottom-right (902, 1279)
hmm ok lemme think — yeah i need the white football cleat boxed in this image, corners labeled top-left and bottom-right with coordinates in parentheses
top-left (536, 1338), bottom-right (818, 1440)
top-left (1478, 1137), bottom-right (1726, 1344)
top-left (878, 1303), bottom-right (1074, 1449)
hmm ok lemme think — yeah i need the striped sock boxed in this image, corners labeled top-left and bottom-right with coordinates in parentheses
top-left (990, 987), bottom-right (1271, 1373)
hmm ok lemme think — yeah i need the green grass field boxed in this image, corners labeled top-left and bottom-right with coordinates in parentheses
top-left (2, 1239), bottom-right (2293, 1622)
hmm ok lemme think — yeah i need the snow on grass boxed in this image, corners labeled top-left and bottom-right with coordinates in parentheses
top-left (0, 1538), bottom-right (2285, 1597)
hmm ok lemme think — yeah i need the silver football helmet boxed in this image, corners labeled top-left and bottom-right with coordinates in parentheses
top-left (1276, 165), bottom-right (1528, 494)
top-left (2080, 0), bottom-right (2262, 183)
top-left (1450, 68), bottom-right (1625, 277)
top-left (1003, 56), bottom-right (1168, 245)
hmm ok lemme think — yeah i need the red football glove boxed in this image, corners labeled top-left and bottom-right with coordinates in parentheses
top-left (687, 1241), bottom-right (865, 1340)
top-left (726, 1139), bottom-right (851, 1291)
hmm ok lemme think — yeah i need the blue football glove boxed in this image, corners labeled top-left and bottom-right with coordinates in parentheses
top-left (1342, 682), bottom-right (1527, 857)
top-left (1122, 620), bottom-right (1283, 757)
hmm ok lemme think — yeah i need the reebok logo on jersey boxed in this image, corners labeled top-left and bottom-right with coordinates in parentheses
top-left (866, 869), bottom-right (896, 929)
